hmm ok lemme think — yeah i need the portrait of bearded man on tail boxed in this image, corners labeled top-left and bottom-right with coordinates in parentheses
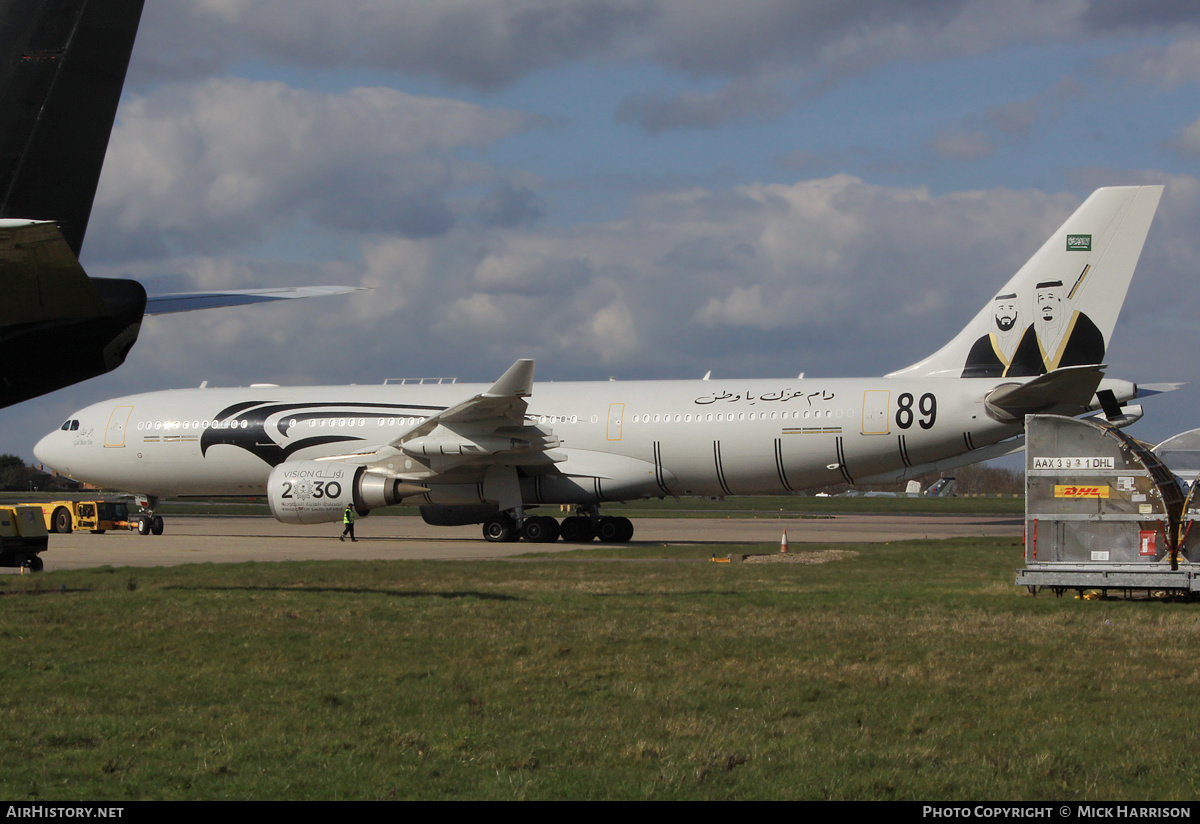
top-left (962, 270), bottom-right (1105, 379)
top-left (962, 292), bottom-right (1023, 378)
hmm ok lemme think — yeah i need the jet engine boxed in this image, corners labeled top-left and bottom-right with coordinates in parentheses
top-left (267, 461), bottom-right (425, 525)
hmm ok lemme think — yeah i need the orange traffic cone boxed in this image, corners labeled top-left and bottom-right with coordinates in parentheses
top-left (780, 529), bottom-right (789, 553)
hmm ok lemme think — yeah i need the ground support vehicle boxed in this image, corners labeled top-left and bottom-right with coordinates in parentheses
top-left (0, 506), bottom-right (48, 571)
top-left (37, 500), bottom-right (132, 534)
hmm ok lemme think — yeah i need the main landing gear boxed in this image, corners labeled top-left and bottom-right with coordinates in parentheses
top-left (481, 508), bottom-right (634, 544)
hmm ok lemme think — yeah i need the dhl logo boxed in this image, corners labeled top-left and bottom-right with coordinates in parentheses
top-left (1054, 485), bottom-right (1110, 499)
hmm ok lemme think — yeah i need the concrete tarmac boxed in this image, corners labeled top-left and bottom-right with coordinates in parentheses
top-left (8, 513), bottom-right (1024, 572)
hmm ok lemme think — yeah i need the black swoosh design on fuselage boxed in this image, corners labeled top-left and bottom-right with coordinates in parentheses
top-left (199, 399), bottom-right (448, 466)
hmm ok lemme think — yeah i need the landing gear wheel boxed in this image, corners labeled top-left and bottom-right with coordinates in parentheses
top-left (597, 516), bottom-right (634, 543)
top-left (137, 517), bottom-right (151, 535)
top-left (51, 507), bottom-right (72, 534)
top-left (522, 516), bottom-right (560, 543)
top-left (28, 555), bottom-right (43, 572)
top-left (482, 513), bottom-right (517, 543)
top-left (615, 516), bottom-right (634, 542)
top-left (597, 516), bottom-right (621, 543)
top-left (151, 515), bottom-right (164, 536)
top-left (559, 516), bottom-right (595, 543)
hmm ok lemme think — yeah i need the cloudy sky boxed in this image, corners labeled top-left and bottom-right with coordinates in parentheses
top-left (5, 0), bottom-right (1200, 463)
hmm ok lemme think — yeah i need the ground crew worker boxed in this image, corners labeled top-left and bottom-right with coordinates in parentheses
top-left (340, 504), bottom-right (357, 542)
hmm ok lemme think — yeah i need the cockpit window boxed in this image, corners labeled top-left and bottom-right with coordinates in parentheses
top-left (60, 419), bottom-right (79, 431)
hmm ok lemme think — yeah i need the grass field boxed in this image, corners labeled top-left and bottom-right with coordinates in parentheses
top-left (3, 535), bottom-right (1198, 801)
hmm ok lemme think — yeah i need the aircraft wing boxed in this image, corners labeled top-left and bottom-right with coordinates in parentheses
top-left (410, 358), bottom-right (536, 428)
top-left (0, 220), bottom-right (146, 408)
top-left (144, 286), bottom-right (368, 315)
top-left (382, 359), bottom-right (561, 474)
top-left (0, 219), bottom-right (108, 324)
top-left (1137, 383), bottom-right (1186, 397)
top-left (312, 360), bottom-right (560, 477)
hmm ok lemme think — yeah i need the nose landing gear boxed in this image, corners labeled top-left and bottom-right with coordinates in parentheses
top-left (133, 495), bottom-right (164, 536)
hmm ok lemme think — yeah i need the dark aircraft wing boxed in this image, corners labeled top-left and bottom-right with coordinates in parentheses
top-left (0, 1), bottom-right (148, 409)
top-left (0, 1), bottom-right (361, 408)
top-left (0, 0), bottom-right (146, 256)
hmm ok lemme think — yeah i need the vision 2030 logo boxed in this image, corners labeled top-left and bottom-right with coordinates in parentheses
top-left (1066, 233), bottom-right (1092, 251)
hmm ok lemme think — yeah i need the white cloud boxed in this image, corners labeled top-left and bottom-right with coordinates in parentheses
top-left (1121, 38), bottom-right (1200, 87)
top-left (134, 0), bottom-right (656, 90)
top-left (90, 78), bottom-right (534, 258)
top-left (1178, 116), bottom-right (1200, 156)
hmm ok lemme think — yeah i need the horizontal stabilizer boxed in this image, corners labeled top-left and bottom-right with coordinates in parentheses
top-left (983, 365), bottom-right (1105, 424)
top-left (145, 286), bottom-right (367, 315)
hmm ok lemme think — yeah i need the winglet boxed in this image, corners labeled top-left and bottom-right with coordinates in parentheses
top-left (485, 359), bottom-right (535, 398)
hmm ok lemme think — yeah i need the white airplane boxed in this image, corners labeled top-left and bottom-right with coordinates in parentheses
top-left (34, 185), bottom-right (1169, 542)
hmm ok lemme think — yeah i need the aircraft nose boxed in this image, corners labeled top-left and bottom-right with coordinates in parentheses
top-left (34, 428), bottom-right (67, 473)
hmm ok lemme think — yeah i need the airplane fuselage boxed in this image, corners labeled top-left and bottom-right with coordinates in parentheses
top-left (36, 375), bottom-right (1020, 502)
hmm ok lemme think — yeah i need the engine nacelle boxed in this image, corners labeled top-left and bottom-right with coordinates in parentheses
top-left (267, 461), bottom-right (424, 525)
top-left (1094, 378), bottom-right (1138, 405)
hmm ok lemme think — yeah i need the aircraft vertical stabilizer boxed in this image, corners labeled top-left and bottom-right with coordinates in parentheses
top-left (0, 0), bottom-right (147, 255)
top-left (889, 185), bottom-right (1163, 380)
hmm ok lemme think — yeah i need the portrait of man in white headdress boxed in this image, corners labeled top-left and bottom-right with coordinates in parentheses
top-left (1006, 279), bottom-right (1104, 376)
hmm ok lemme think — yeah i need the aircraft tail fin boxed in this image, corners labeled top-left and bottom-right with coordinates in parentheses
top-left (0, 0), bottom-right (147, 256)
top-left (888, 185), bottom-right (1163, 379)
